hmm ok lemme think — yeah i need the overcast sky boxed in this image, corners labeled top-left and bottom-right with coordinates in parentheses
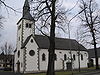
top-left (1, 0), bottom-right (100, 48)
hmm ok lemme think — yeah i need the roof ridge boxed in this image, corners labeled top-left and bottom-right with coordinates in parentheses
top-left (35, 34), bottom-right (75, 41)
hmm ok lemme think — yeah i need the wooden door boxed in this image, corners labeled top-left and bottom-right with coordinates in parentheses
top-left (66, 62), bottom-right (72, 70)
top-left (17, 61), bottom-right (20, 72)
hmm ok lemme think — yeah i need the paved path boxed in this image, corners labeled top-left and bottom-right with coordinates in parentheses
top-left (0, 72), bottom-right (23, 75)
top-left (76, 70), bottom-right (100, 75)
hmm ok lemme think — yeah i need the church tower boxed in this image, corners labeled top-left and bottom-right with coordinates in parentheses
top-left (14, 0), bottom-right (37, 73)
top-left (17, 0), bottom-right (35, 47)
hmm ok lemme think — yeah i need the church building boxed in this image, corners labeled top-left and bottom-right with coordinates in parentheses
top-left (14, 0), bottom-right (89, 73)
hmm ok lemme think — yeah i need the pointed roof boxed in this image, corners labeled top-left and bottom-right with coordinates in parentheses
top-left (22, 0), bottom-right (34, 21)
top-left (24, 0), bottom-right (30, 7)
top-left (17, 0), bottom-right (34, 24)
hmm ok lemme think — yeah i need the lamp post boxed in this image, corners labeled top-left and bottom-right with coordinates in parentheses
top-left (77, 51), bottom-right (81, 72)
top-left (68, 18), bottom-right (73, 75)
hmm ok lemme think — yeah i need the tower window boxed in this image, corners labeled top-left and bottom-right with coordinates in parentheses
top-left (73, 54), bottom-right (75, 60)
top-left (19, 37), bottom-right (20, 41)
top-left (42, 53), bottom-right (46, 61)
top-left (29, 24), bottom-right (32, 28)
top-left (26, 23), bottom-right (28, 28)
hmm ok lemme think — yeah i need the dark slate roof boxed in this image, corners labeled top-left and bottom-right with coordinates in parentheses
top-left (21, 34), bottom-right (32, 48)
top-left (22, 0), bottom-right (34, 21)
top-left (88, 48), bottom-right (100, 58)
top-left (22, 13), bottom-right (34, 21)
top-left (24, 0), bottom-right (29, 7)
top-left (22, 35), bottom-right (87, 51)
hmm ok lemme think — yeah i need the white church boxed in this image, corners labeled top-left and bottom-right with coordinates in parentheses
top-left (14, 0), bottom-right (89, 73)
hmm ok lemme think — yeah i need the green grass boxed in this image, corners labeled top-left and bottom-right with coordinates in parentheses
top-left (24, 71), bottom-right (82, 75)
top-left (24, 67), bottom-right (97, 75)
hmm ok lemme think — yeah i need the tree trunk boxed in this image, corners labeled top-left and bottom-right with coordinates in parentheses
top-left (47, 0), bottom-right (56, 75)
top-left (92, 31), bottom-right (99, 69)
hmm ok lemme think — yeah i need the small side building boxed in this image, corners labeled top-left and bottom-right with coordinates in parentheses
top-left (88, 47), bottom-right (100, 66)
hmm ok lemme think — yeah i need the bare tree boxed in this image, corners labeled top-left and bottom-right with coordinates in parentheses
top-left (0, 0), bottom-right (21, 13)
top-left (0, 1), bottom-right (3, 28)
top-left (79, 0), bottom-right (100, 69)
top-left (1, 42), bottom-right (14, 55)
top-left (31, 0), bottom-right (66, 75)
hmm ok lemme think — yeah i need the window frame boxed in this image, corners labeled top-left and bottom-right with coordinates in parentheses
top-left (81, 54), bottom-right (83, 60)
top-left (64, 54), bottom-right (67, 60)
top-left (42, 53), bottom-right (46, 61)
top-left (18, 50), bottom-right (20, 58)
top-left (73, 54), bottom-right (76, 60)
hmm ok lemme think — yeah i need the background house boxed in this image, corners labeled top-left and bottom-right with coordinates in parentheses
top-left (0, 52), bottom-right (14, 71)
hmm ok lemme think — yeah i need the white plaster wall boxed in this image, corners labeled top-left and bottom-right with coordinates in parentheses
top-left (39, 49), bottom-right (48, 71)
top-left (55, 50), bottom-right (69, 70)
top-left (23, 19), bottom-right (34, 42)
top-left (55, 50), bottom-right (88, 70)
top-left (14, 20), bottom-right (24, 72)
top-left (39, 49), bottom-right (88, 71)
top-left (98, 58), bottom-right (100, 65)
top-left (72, 51), bottom-right (88, 69)
top-left (25, 37), bottom-right (39, 72)
top-left (14, 49), bottom-right (24, 72)
top-left (79, 51), bottom-right (88, 68)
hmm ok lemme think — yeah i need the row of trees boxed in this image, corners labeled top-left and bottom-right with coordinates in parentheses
top-left (78, 0), bottom-right (100, 69)
top-left (0, 0), bottom-right (100, 75)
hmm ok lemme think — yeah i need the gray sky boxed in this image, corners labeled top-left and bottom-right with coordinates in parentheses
top-left (1, 0), bottom-right (100, 48)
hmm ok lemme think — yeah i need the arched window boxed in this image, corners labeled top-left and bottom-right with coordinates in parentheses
top-left (73, 54), bottom-right (75, 60)
top-left (64, 54), bottom-right (67, 60)
top-left (18, 50), bottom-right (20, 58)
top-left (54, 54), bottom-right (57, 60)
top-left (81, 54), bottom-right (83, 60)
top-left (42, 53), bottom-right (46, 61)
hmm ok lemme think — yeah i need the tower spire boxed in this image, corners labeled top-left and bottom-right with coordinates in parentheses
top-left (22, 0), bottom-right (34, 21)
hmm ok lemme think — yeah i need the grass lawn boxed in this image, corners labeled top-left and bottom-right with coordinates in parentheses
top-left (24, 67), bottom-right (96, 75)
top-left (24, 71), bottom-right (75, 75)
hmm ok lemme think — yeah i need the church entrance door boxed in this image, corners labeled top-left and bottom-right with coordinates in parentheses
top-left (16, 61), bottom-right (20, 72)
top-left (66, 62), bottom-right (72, 70)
